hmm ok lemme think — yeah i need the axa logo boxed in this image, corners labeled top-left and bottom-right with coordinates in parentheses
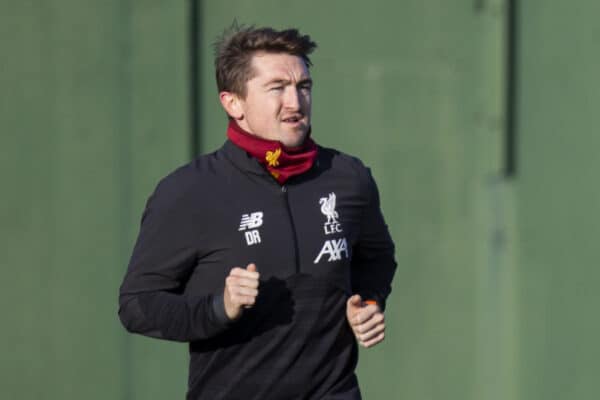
top-left (319, 192), bottom-right (342, 235)
top-left (238, 211), bottom-right (263, 246)
top-left (314, 238), bottom-right (349, 263)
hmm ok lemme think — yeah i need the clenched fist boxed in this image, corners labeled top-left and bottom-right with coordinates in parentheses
top-left (223, 263), bottom-right (260, 320)
top-left (346, 294), bottom-right (385, 348)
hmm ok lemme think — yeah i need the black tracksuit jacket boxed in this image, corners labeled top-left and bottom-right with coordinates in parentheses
top-left (118, 140), bottom-right (397, 399)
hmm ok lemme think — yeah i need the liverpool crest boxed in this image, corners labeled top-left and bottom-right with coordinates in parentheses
top-left (319, 193), bottom-right (342, 235)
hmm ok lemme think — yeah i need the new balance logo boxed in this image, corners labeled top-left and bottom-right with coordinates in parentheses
top-left (239, 212), bottom-right (263, 246)
top-left (314, 238), bottom-right (349, 263)
top-left (239, 212), bottom-right (264, 231)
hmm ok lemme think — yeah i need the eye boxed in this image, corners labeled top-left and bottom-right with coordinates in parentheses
top-left (270, 86), bottom-right (284, 92)
top-left (299, 83), bottom-right (312, 93)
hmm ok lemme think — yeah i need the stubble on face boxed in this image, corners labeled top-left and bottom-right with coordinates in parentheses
top-left (236, 52), bottom-right (312, 148)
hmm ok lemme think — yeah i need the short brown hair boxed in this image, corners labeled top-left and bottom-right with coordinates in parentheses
top-left (214, 25), bottom-right (317, 98)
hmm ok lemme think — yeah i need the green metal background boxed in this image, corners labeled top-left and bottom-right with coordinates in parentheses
top-left (1, 1), bottom-right (189, 399)
top-left (1, 0), bottom-right (598, 399)
top-left (516, 2), bottom-right (600, 399)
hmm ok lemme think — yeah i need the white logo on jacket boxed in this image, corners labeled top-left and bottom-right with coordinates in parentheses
top-left (315, 193), bottom-right (348, 263)
top-left (319, 193), bottom-right (342, 235)
top-left (239, 212), bottom-right (263, 246)
top-left (314, 238), bottom-right (349, 263)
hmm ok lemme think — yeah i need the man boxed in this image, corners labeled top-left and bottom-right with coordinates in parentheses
top-left (119, 26), bottom-right (396, 399)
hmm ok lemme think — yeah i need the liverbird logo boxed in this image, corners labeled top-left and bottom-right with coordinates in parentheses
top-left (319, 193), bottom-right (339, 224)
top-left (315, 192), bottom-right (347, 263)
top-left (265, 148), bottom-right (281, 167)
top-left (319, 193), bottom-right (342, 235)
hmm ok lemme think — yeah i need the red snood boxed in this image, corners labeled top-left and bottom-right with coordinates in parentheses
top-left (226, 121), bottom-right (318, 184)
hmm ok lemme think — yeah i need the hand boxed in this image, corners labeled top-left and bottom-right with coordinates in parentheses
top-left (346, 294), bottom-right (385, 348)
top-left (223, 263), bottom-right (260, 320)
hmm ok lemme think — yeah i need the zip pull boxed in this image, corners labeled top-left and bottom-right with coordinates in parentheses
top-left (281, 185), bottom-right (287, 193)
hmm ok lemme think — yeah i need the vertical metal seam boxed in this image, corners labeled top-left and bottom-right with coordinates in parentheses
top-left (189, 0), bottom-right (201, 158)
top-left (118, 1), bottom-right (133, 399)
top-left (505, 0), bottom-right (518, 177)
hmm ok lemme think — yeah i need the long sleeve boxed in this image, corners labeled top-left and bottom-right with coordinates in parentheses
top-left (118, 179), bottom-right (231, 342)
top-left (351, 169), bottom-right (397, 311)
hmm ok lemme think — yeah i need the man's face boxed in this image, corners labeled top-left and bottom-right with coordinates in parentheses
top-left (235, 52), bottom-right (312, 148)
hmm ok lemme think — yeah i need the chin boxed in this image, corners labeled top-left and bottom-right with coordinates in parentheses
top-left (281, 126), bottom-right (309, 148)
top-left (282, 133), bottom-right (308, 148)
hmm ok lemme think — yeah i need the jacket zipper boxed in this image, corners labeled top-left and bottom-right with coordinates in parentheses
top-left (281, 185), bottom-right (300, 273)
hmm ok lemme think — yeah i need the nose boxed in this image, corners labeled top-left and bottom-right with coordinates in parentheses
top-left (283, 86), bottom-right (301, 111)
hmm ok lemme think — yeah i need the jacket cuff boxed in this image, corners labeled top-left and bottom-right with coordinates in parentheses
top-left (211, 293), bottom-right (234, 326)
top-left (360, 293), bottom-right (386, 312)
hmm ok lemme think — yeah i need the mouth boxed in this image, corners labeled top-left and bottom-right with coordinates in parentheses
top-left (282, 115), bottom-right (305, 126)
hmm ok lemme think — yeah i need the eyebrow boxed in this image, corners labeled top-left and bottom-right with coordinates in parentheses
top-left (263, 77), bottom-right (313, 87)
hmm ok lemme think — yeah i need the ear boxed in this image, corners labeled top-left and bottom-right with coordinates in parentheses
top-left (219, 91), bottom-right (244, 120)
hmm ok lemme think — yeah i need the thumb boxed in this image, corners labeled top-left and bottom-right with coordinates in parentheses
top-left (347, 294), bottom-right (362, 308)
top-left (246, 263), bottom-right (257, 272)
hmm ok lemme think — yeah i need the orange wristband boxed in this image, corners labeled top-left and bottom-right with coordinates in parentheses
top-left (364, 299), bottom-right (377, 306)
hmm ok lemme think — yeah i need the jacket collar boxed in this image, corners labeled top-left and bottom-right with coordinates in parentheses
top-left (222, 139), bottom-right (272, 177)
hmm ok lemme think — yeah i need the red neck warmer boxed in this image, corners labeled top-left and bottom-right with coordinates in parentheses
top-left (227, 120), bottom-right (318, 184)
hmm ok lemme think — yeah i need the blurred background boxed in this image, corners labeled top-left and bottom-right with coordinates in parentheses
top-left (2, 0), bottom-right (599, 399)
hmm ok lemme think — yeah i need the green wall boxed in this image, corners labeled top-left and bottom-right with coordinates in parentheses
top-left (1, 2), bottom-right (189, 399)
top-left (516, 2), bottom-right (600, 399)
top-left (1, 1), bottom-right (598, 399)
